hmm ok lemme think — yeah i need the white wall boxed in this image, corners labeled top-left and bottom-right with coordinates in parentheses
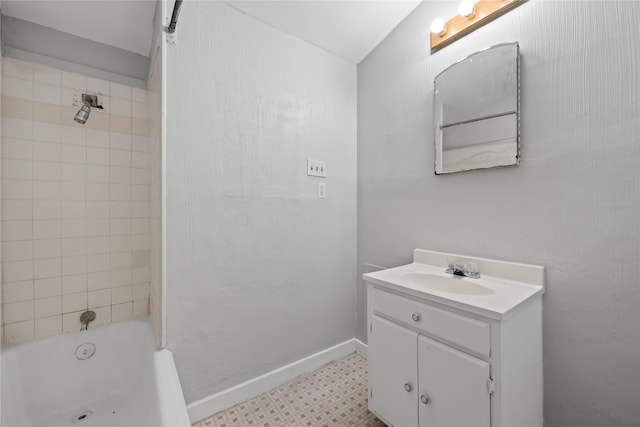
top-left (357, 1), bottom-right (640, 425)
top-left (165, 2), bottom-right (357, 403)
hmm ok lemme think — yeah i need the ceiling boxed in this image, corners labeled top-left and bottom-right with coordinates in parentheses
top-left (1, 0), bottom-right (421, 64)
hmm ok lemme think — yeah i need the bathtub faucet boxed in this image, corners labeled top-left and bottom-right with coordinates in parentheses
top-left (79, 311), bottom-right (97, 331)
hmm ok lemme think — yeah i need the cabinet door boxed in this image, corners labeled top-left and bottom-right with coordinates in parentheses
top-left (418, 335), bottom-right (490, 427)
top-left (369, 315), bottom-right (418, 427)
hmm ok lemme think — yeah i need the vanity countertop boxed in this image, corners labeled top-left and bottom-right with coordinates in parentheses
top-left (364, 257), bottom-right (544, 320)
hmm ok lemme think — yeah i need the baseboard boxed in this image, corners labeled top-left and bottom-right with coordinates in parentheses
top-left (187, 338), bottom-right (359, 423)
top-left (355, 339), bottom-right (368, 357)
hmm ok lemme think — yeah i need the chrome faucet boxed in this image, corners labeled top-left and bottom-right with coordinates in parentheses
top-left (446, 262), bottom-right (480, 279)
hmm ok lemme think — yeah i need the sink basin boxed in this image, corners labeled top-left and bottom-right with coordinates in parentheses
top-left (399, 272), bottom-right (494, 296)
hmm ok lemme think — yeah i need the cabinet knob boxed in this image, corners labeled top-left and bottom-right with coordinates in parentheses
top-left (404, 383), bottom-right (413, 392)
top-left (411, 313), bottom-right (420, 321)
top-left (420, 394), bottom-right (430, 405)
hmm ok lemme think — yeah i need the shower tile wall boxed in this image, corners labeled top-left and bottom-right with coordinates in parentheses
top-left (1, 57), bottom-right (152, 345)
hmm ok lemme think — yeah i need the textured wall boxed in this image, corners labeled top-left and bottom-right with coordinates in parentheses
top-left (357, 1), bottom-right (640, 425)
top-left (165, 2), bottom-right (357, 403)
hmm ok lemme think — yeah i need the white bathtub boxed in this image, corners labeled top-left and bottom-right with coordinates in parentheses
top-left (1, 319), bottom-right (191, 427)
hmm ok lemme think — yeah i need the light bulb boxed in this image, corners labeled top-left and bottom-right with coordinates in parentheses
top-left (431, 18), bottom-right (446, 36)
top-left (458, 0), bottom-right (475, 18)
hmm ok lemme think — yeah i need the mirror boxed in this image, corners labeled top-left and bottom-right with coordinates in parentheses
top-left (434, 42), bottom-right (520, 174)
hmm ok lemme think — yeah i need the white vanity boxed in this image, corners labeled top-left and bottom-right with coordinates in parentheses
top-left (363, 249), bottom-right (544, 427)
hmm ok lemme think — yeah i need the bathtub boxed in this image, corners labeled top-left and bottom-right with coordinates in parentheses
top-left (1, 319), bottom-right (191, 427)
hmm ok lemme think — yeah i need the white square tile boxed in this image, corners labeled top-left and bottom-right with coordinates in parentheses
top-left (133, 299), bottom-right (149, 317)
top-left (3, 76), bottom-right (33, 100)
top-left (33, 141), bottom-right (61, 162)
top-left (132, 234), bottom-right (150, 251)
top-left (91, 306), bottom-right (111, 327)
top-left (62, 311), bottom-right (83, 333)
top-left (4, 280), bottom-right (35, 303)
top-left (35, 315), bottom-right (62, 338)
top-left (3, 179), bottom-right (33, 200)
top-left (34, 239), bottom-right (61, 259)
top-left (110, 82), bottom-right (132, 100)
top-left (88, 271), bottom-right (110, 291)
top-left (5, 300), bottom-right (35, 323)
top-left (33, 161), bottom-right (61, 181)
top-left (110, 201), bottom-right (131, 218)
top-left (61, 219), bottom-right (86, 238)
top-left (3, 260), bottom-right (34, 282)
top-left (61, 182), bottom-right (86, 200)
top-left (132, 87), bottom-right (147, 103)
top-left (131, 185), bottom-right (149, 201)
top-left (131, 218), bottom-right (150, 234)
top-left (86, 165), bottom-right (110, 183)
top-left (110, 166), bottom-right (131, 184)
top-left (3, 158), bottom-right (33, 180)
top-left (88, 289), bottom-right (111, 308)
top-left (60, 163), bottom-right (86, 182)
top-left (132, 101), bottom-right (149, 119)
top-left (111, 302), bottom-right (133, 322)
top-left (110, 268), bottom-right (132, 287)
top-left (3, 137), bottom-right (34, 160)
top-left (110, 132), bottom-right (131, 150)
top-left (133, 283), bottom-right (149, 300)
top-left (61, 144), bottom-right (86, 163)
top-left (34, 257), bottom-right (61, 279)
top-left (33, 122), bottom-right (60, 143)
top-left (86, 182), bottom-right (109, 201)
top-left (34, 277), bottom-right (62, 298)
top-left (34, 200), bottom-right (61, 220)
top-left (2, 220), bottom-right (33, 241)
top-left (61, 71), bottom-right (86, 90)
top-left (111, 252), bottom-right (132, 270)
top-left (3, 200), bottom-right (33, 220)
top-left (110, 97), bottom-right (131, 116)
top-left (4, 320), bottom-right (35, 344)
top-left (61, 238), bottom-right (86, 257)
top-left (2, 240), bottom-right (34, 262)
top-left (87, 147), bottom-right (110, 165)
top-left (110, 183), bottom-right (131, 201)
top-left (87, 235), bottom-right (110, 253)
top-left (131, 168), bottom-right (148, 185)
top-left (63, 274), bottom-right (88, 294)
top-left (110, 149), bottom-right (131, 167)
top-left (86, 201), bottom-right (110, 219)
top-left (131, 250), bottom-right (150, 268)
top-left (35, 296), bottom-right (62, 318)
top-left (132, 151), bottom-right (150, 169)
top-left (87, 253), bottom-right (109, 273)
top-left (60, 87), bottom-right (76, 108)
top-left (2, 118), bottom-right (33, 139)
top-left (33, 64), bottom-right (61, 85)
top-left (33, 82), bottom-right (61, 104)
top-left (61, 200), bottom-right (86, 218)
top-left (61, 125), bottom-right (86, 146)
top-left (86, 129), bottom-right (110, 148)
top-left (131, 136), bottom-right (149, 153)
top-left (62, 255), bottom-right (87, 276)
top-left (3, 58), bottom-right (34, 81)
top-left (63, 293), bottom-right (87, 313)
top-left (33, 219), bottom-right (61, 239)
top-left (132, 267), bottom-right (149, 284)
top-left (111, 285), bottom-right (133, 305)
top-left (33, 181), bottom-right (61, 201)
top-left (110, 218), bottom-right (131, 235)
top-left (87, 78), bottom-right (110, 95)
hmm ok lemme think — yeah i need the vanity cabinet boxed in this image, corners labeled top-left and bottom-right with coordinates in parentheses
top-left (364, 249), bottom-right (544, 427)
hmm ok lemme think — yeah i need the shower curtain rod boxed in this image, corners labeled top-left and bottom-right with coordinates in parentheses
top-left (166, 0), bottom-right (183, 34)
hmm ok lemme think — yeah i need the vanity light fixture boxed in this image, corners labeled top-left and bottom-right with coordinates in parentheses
top-left (431, 0), bottom-right (525, 52)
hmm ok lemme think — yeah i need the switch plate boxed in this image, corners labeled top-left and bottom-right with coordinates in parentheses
top-left (317, 182), bottom-right (327, 199)
top-left (307, 158), bottom-right (327, 177)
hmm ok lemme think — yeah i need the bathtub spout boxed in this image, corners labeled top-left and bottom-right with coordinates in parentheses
top-left (79, 310), bottom-right (97, 331)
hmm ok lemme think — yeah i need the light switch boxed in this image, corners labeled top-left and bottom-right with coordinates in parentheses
top-left (307, 158), bottom-right (327, 177)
